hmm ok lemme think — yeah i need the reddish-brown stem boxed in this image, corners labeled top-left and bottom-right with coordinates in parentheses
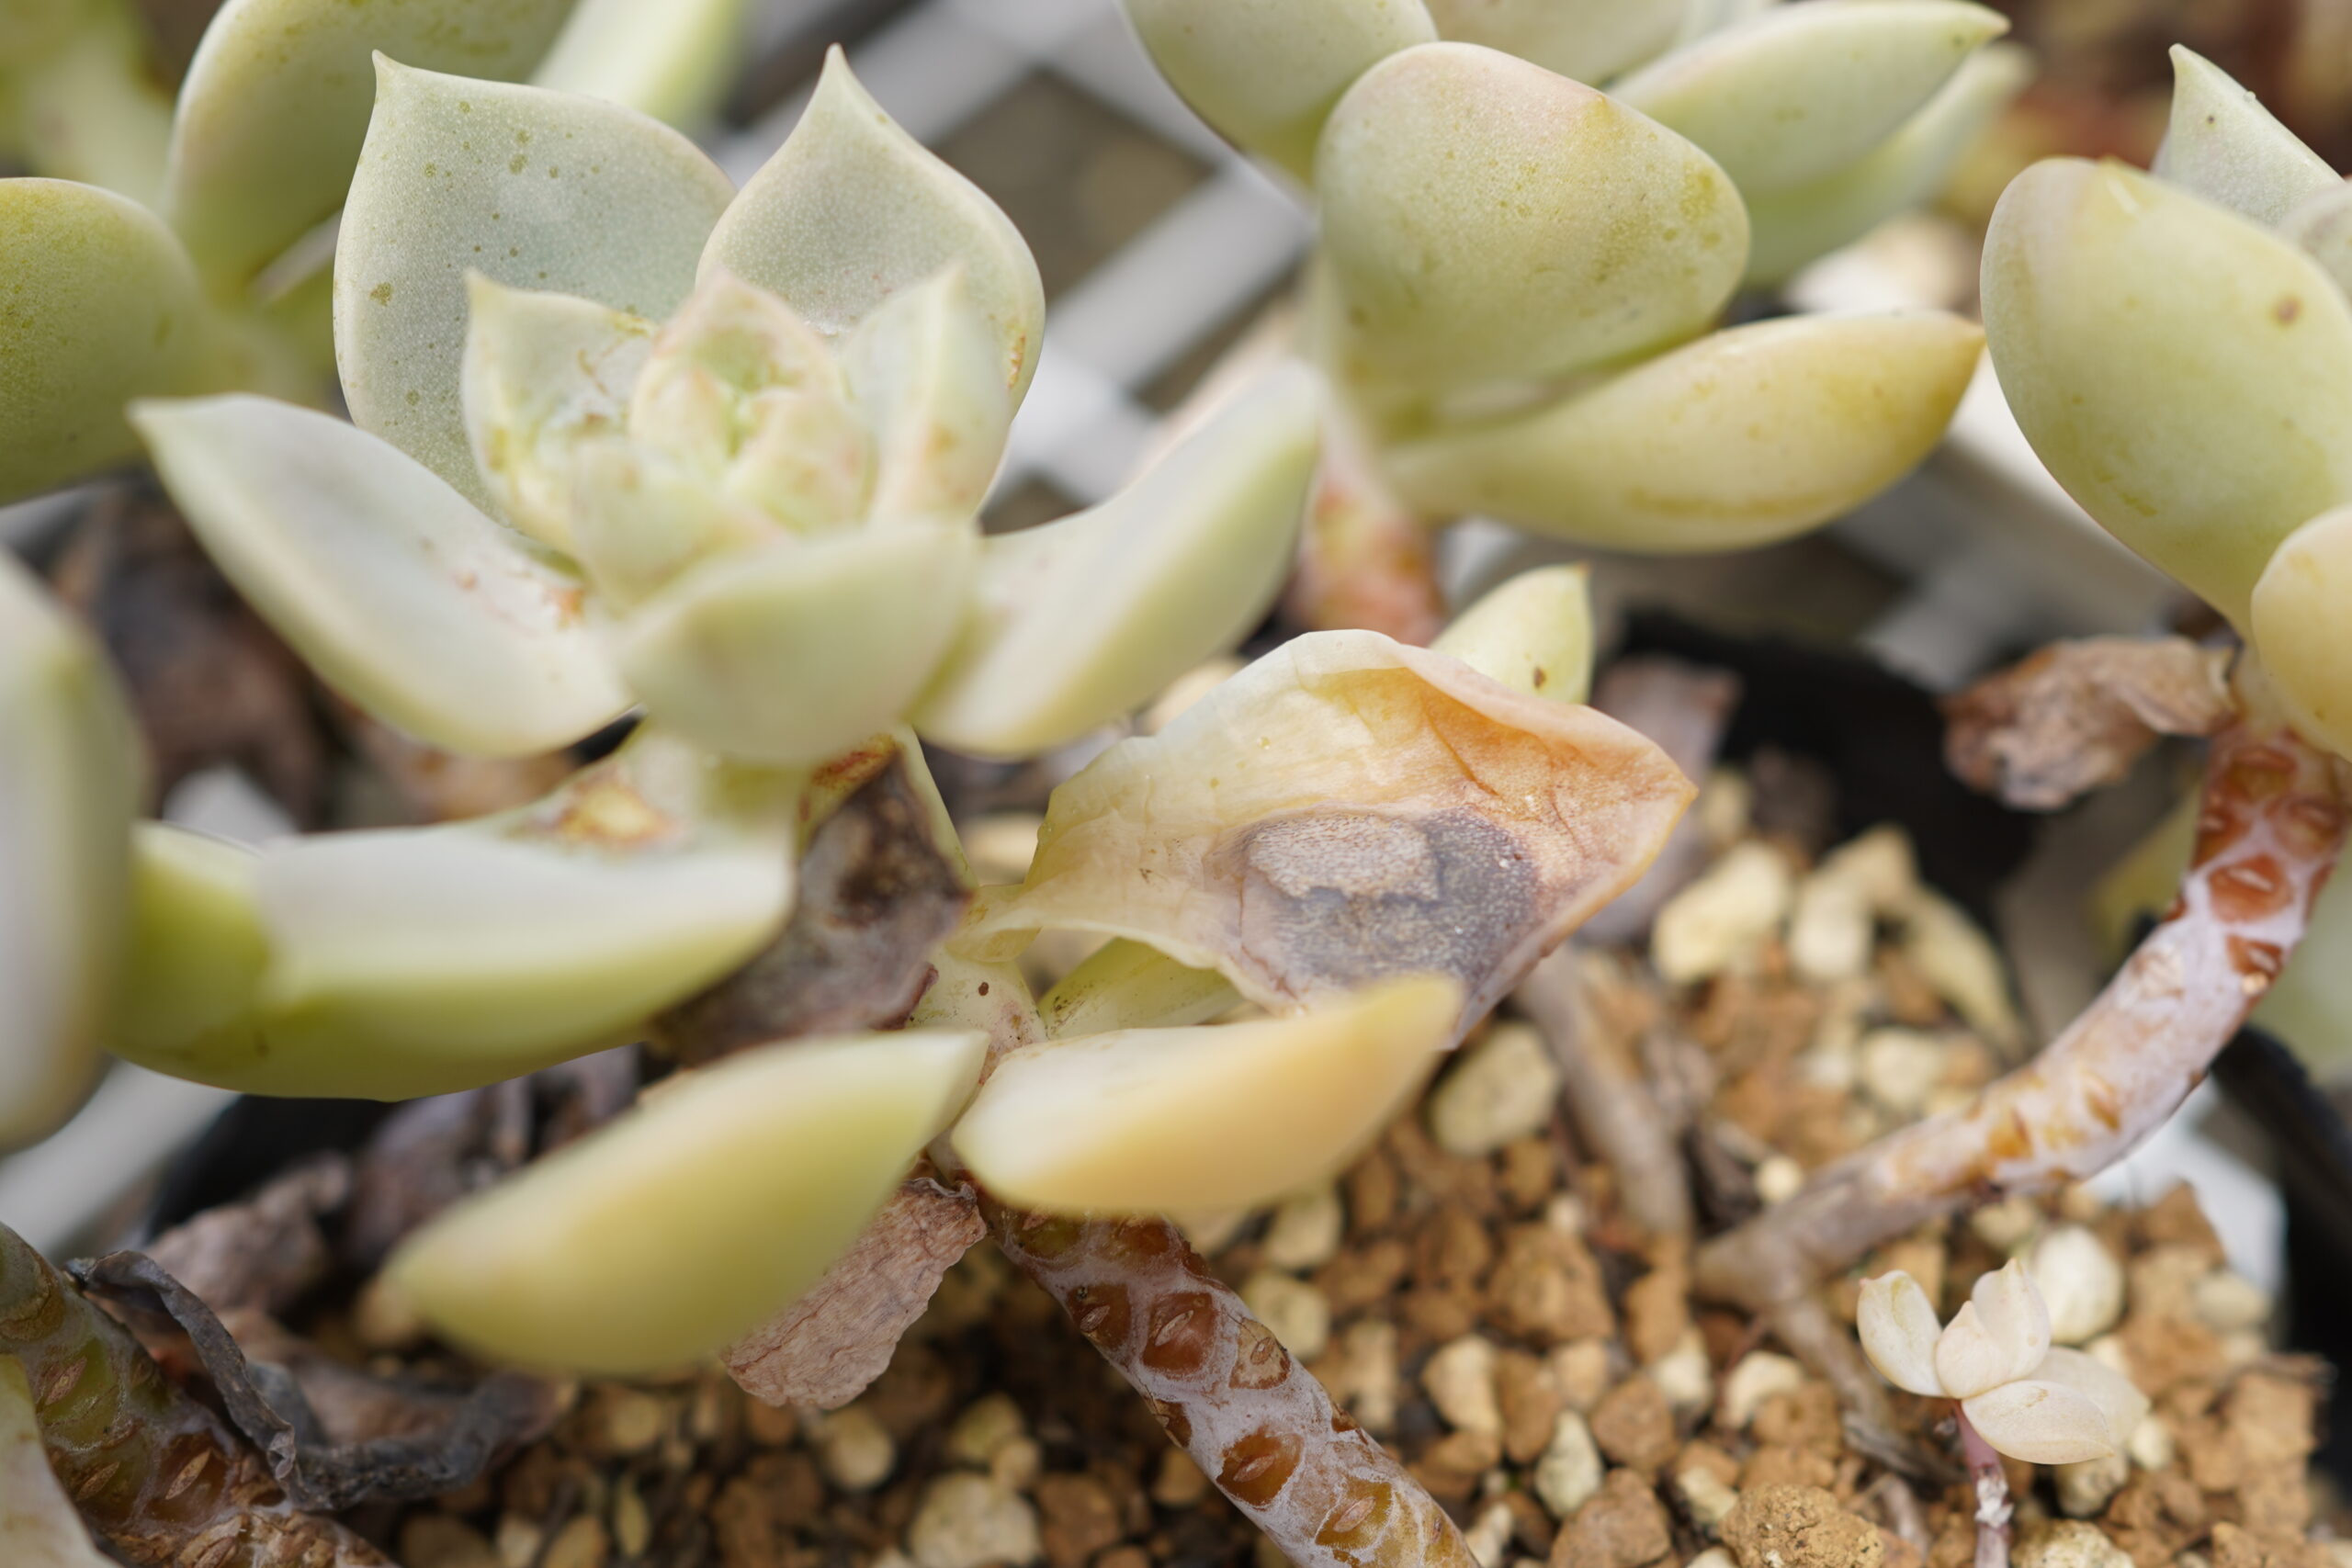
top-left (1956, 1405), bottom-right (2012, 1568)
top-left (1695, 702), bottom-right (2346, 1308)
top-left (989, 1205), bottom-right (1475, 1568)
top-left (1283, 418), bottom-right (1445, 646)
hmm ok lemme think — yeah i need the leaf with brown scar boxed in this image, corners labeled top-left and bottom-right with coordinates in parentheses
top-left (957, 629), bottom-right (1693, 1036)
top-left (1944, 637), bottom-right (2233, 811)
top-left (724, 1176), bottom-right (985, 1410)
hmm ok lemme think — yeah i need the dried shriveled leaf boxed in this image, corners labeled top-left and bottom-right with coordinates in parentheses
top-left (724, 1176), bottom-right (983, 1410)
top-left (660, 752), bottom-right (969, 1061)
top-left (142, 1156), bottom-right (349, 1317)
top-left (958, 629), bottom-right (1693, 1034)
top-left (703, 49), bottom-right (1045, 407)
top-left (1316, 41), bottom-right (1746, 399)
top-left (337, 59), bottom-right (733, 508)
top-left (131, 395), bottom-right (631, 758)
top-left (387, 1030), bottom-right (987, 1374)
top-left (1943, 637), bottom-right (2234, 810)
top-left (163, 0), bottom-right (573, 293)
top-left (73, 1252), bottom-right (557, 1511)
top-left (0, 1357), bottom-right (114, 1566)
top-left (2152, 46), bottom-right (2337, 227)
top-left (1425, 0), bottom-right (1680, 85)
top-left (0, 178), bottom-right (209, 503)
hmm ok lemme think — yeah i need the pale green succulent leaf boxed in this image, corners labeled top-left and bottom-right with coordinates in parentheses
top-left (1038, 939), bottom-right (1241, 1040)
top-left (530, 0), bottom-right (751, 129)
top-left (845, 268), bottom-right (1013, 524)
top-left (1316, 41), bottom-right (1747, 400)
top-left (567, 439), bottom-right (779, 608)
top-left (912, 364), bottom-right (1320, 757)
top-left (1389, 311), bottom-right (1983, 549)
top-left (462, 276), bottom-right (659, 553)
top-left (2278, 180), bottom-right (2352, 301)
top-left (0, 553), bottom-right (141, 1148)
top-left (389, 1028), bottom-right (986, 1374)
top-left (12, 11), bottom-right (173, 209)
top-left (1982, 158), bottom-right (2352, 627)
top-left (1424, 0), bottom-right (1681, 85)
top-left (2253, 506), bottom-right (2352, 759)
top-left (164, 0), bottom-right (575, 296)
top-left (132, 394), bottom-right (633, 757)
top-left (2152, 46), bottom-right (2335, 228)
top-left (0, 179), bottom-right (210, 503)
top-left (252, 729), bottom-right (799, 1097)
top-left (701, 49), bottom-right (1046, 409)
top-left (0, 0), bottom-right (81, 68)
top-left (1122, 0), bottom-right (1437, 180)
top-left (337, 58), bottom-right (735, 508)
top-left (617, 523), bottom-right (980, 765)
top-left (1744, 41), bottom-right (2031, 287)
top-left (0, 1358), bottom-right (115, 1566)
top-left (104, 824), bottom-right (271, 1083)
top-left (1431, 564), bottom-right (1595, 704)
top-left (1611, 0), bottom-right (2007, 197)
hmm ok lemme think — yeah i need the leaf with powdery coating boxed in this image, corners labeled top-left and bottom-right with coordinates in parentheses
top-left (2153, 47), bottom-right (2336, 227)
top-left (0, 1358), bottom-right (115, 1566)
top-left (1611, 0), bottom-right (2007, 196)
top-left (336, 59), bottom-right (734, 509)
top-left (956, 628), bottom-right (1692, 1036)
top-left (1315, 41), bottom-right (1746, 400)
top-left (132, 394), bottom-right (631, 758)
top-left (954, 976), bottom-right (1462, 1213)
top-left (1387, 312), bottom-right (1982, 551)
top-left (2279, 181), bottom-right (2352, 301)
top-left (389, 1029), bottom-right (988, 1375)
top-left (702, 49), bottom-right (1045, 408)
top-left (1122, 0), bottom-right (1436, 181)
top-left (0, 179), bottom-right (210, 504)
top-left (1982, 159), bottom-right (2352, 629)
top-left (1424, 0), bottom-right (1681, 86)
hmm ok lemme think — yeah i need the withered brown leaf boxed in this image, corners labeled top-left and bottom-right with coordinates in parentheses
top-left (1944, 637), bottom-right (2233, 810)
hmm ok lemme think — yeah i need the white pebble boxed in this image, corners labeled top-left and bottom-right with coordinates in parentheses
top-left (1858, 1028), bottom-right (1948, 1116)
top-left (1696, 770), bottom-right (1753, 851)
top-left (2192, 1271), bottom-right (2273, 1333)
top-left (944, 1394), bottom-right (1027, 1468)
top-left (1820, 826), bottom-right (1919, 913)
top-left (1650, 1330), bottom-right (1714, 1415)
top-left (1718, 1352), bottom-right (1805, 1431)
top-left (1972, 1193), bottom-right (2043, 1254)
top-left (814, 1408), bottom-right (896, 1493)
top-left (1241, 1269), bottom-right (1332, 1361)
top-left (908, 1475), bottom-right (1043, 1568)
top-left (1428, 1023), bottom-right (1562, 1157)
top-left (1533, 1411), bottom-right (1603, 1519)
top-left (1754, 1156), bottom-right (1805, 1206)
top-left (1901, 891), bottom-right (2023, 1052)
top-left (1172, 1208), bottom-right (1251, 1255)
top-left (2015, 1520), bottom-right (2133, 1568)
top-left (1547, 1339), bottom-right (1614, 1413)
top-left (1330, 1319), bottom-right (1400, 1433)
top-left (1676, 1468), bottom-right (1739, 1533)
top-left (1789, 874), bottom-right (1872, 984)
top-left (2053, 1450), bottom-right (2128, 1517)
top-left (1652, 842), bottom-right (1794, 984)
top-left (1465, 1502), bottom-right (1516, 1568)
top-left (2220, 1328), bottom-right (2267, 1367)
top-left (1688, 1551), bottom-right (1739, 1568)
top-left (2030, 1225), bottom-right (2125, 1345)
top-left (1424, 1335), bottom-right (1504, 1437)
top-left (1262, 1182), bottom-right (1345, 1270)
top-left (2128, 1415), bottom-right (2176, 1471)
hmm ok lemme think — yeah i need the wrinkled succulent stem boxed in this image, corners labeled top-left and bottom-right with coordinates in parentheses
top-left (1694, 688), bottom-right (2347, 1309)
top-left (1956, 1405), bottom-right (2012, 1568)
top-left (988, 1204), bottom-right (1475, 1568)
top-left (0, 1222), bottom-right (388, 1567)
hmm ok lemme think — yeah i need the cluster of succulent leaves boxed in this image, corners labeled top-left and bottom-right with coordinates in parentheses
top-left (1123, 0), bottom-right (2024, 551)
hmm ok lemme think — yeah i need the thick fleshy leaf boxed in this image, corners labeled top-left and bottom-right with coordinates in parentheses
top-left (1964, 1258), bottom-right (2052, 1385)
top-left (616, 523), bottom-right (979, 765)
top-left (0, 0), bottom-right (80, 68)
top-left (1424, 0), bottom-right (1681, 85)
top-left (702, 49), bottom-right (1046, 408)
top-left (103, 824), bottom-right (269, 1082)
top-left (1430, 564), bottom-right (1593, 704)
top-left (1037, 940), bottom-right (1242, 1040)
top-left (954, 975), bottom-right (1459, 1213)
top-left (336, 59), bottom-right (735, 508)
top-left (0, 1357), bottom-right (114, 1566)
top-left (2151, 46), bottom-right (2336, 228)
top-left (1858, 1271), bottom-right (1946, 1397)
top-left (0, 179), bottom-right (209, 502)
top-left (530, 0), bottom-right (751, 129)
top-left (1122, 0), bottom-right (1437, 180)
top-left (1932, 1301), bottom-right (2013, 1400)
top-left (566, 438), bottom-right (779, 608)
top-left (2252, 505), bottom-right (2352, 758)
top-left (1743, 42), bottom-right (2031, 287)
top-left (2028, 1347), bottom-right (2150, 1448)
top-left (910, 364), bottom-right (1318, 756)
top-left (1982, 159), bottom-right (2352, 627)
top-left (956, 628), bottom-right (1692, 1036)
top-left (462, 277), bottom-right (658, 552)
top-left (1316, 42), bottom-right (1747, 398)
top-left (250, 729), bottom-right (799, 1096)
top-left (0, 554), bottom-right (141, 1147)
top-left (2278, 179), bottom-right (2352, 300)
top-left (388, 1029), bottom-right (986, 1374)
top-left (1962, 1377), bottom-right (2122, 1465)
top-left (845, 268), bottom-right (1014, 523)
top-left (164, 0), bottom-right (575, 294)
top-left (10, 15), bottom-right (174, 209)
top-left (1389, 312), bottom-right (1982, 549)
top-left (1612, 1), bottom-right (2006, 195)
top-left (132, 394), bottom-right (631, 757)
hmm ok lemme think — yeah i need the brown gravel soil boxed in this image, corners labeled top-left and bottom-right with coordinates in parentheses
top-left (326, 790), bottom-right (2348, 1568)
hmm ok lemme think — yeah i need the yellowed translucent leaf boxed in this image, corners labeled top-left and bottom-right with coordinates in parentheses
top-left (103, 824), bottom-right (269, 1082)
top-left (1430, 564), bottom-right (1594, 705)
top-left (2253, 505), bottom-right (2352, 758)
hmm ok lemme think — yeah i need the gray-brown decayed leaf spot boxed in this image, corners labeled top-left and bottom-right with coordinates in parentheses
top-left (956, 630), bottom-right (1695, 1035)
top-left (1944, 636), bottom-right (2234, 811)
top-left (659, 752), bottom-right (970, 1062)
top-left (71, 1252), bottom-right (559, 1512)
top-left (725, 1176), bottom-right (986, 1409)
top-left (142, 1155), bottom-right (350, 1318)
top-left (1579, 657), bottom-right (1743, 945)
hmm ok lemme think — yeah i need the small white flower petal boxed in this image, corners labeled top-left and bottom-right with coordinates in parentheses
top-left (1857, 1271), bottom-right (1947, 1397)
top-left (1970, 1258), bottom-right (2053, 1384)
top-left (1962, 1379), bottom-right (2120, 1466)
top-left (2030, 1348), bottom-right (2150, 1450)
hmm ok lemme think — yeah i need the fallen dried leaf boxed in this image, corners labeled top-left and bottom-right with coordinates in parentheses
top-left (1943, 637), bottom-right (2232, 810)
top-left (143, 1154), bottom-right (348, 1316)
